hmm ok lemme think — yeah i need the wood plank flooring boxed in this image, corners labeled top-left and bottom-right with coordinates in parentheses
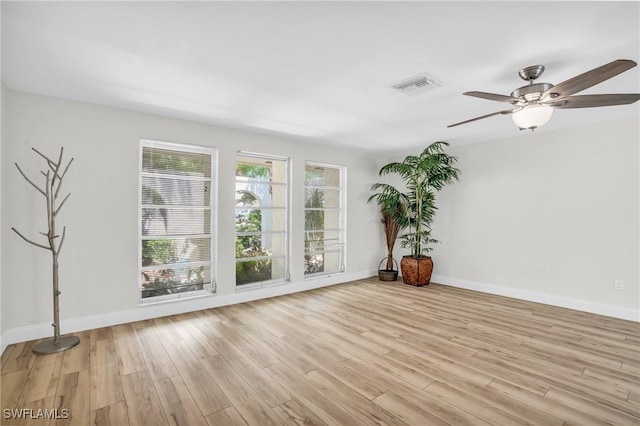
top-left (2, 278), bottom-right (639, 425)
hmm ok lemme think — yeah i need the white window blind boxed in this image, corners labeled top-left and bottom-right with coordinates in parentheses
top-left (304, 162), bottom-right (345, 276)
top-left (235, 153), bottom-right (289, 288)
top-left (140, 140), bottom-right (215, 301)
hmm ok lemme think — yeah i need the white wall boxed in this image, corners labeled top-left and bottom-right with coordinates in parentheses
top-left (1, 5), bottom-right (4, 348)
top-left (0, 82), bottom-right (4, 347)
top-left (1, 88), bottom-right (384, 349)
top-left (430, 117), bottom-right (639, 320)
top-left (3, 87), bottom-right (637, 353)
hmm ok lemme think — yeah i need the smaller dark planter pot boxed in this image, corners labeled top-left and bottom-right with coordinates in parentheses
top-left (378, 257), bottom-right (398, 281)
top-left (400, 256), bottom-right (433, 286)
top-left (378, 269), bottom-right (398, 281)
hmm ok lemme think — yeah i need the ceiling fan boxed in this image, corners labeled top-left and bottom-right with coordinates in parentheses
top-left (448, 59), bottom-right (640, 131)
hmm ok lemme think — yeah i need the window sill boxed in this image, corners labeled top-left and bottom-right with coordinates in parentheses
top-left (138, 289), bottom-right (216, 306)
top-left (235, 280), bottom-right (290, 292)
top-left (304, 271), bottom-right (345, 280)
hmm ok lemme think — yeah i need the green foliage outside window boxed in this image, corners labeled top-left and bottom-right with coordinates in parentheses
top-left (305, 188), bottom-right (325, 274)
top-left (236, 163), bottom-right (270, 180)
top-left (142, 239), bottom-right (176, 267)
top-left (141, 239), bottom-right (206, 297)
top-left (141, 265), bottom-right (205, 298)
top-left (143, 148), bottom-right (210, 176)
top-left (235, 189), bottom-right (272, 284)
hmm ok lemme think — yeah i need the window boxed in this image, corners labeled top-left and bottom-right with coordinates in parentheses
top-left (304, 162), bottom-right (345, 276)
top-left (139, 140), bottom-right (215, 301)
top-left (235, 153), bottom-right (289, 287)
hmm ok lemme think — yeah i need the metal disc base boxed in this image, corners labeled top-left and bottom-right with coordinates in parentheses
top-left (518, 65), bottom-right (545, 81)
top-left (33, 335), bottom-right (80, 355)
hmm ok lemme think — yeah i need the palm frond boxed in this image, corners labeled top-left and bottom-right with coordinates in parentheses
top-left (378, 162), bottom-right (413, 178)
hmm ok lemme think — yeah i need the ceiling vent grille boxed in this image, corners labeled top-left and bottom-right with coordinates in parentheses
top-left (392, 73), bottom-right (442, 96)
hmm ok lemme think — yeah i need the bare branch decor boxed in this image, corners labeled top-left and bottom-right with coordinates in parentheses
top-left (12, 147), bottom-right (80, 354)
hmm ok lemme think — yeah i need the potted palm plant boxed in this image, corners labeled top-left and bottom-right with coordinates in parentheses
top-left (369, 141), bottom-right (459, 286)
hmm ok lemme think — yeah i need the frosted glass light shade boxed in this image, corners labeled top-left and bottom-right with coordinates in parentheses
top-left (512, 105), bottom-right (554, 130)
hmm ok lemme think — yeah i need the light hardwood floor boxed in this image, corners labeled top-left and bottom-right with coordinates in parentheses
top-left (2, 278), bottom-right (639, 425)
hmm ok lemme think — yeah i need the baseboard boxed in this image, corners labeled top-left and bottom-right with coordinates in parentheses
top-left (432, 274), bottom-right (640, 322)
top-left (0, 269), bottom-right (376, 355)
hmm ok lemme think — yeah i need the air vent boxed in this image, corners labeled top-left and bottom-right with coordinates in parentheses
top-left (392, 73), bottom-right (442, 96)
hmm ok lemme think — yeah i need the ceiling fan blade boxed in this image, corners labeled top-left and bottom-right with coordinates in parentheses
top-left (542, 59), bottom-right (637, 99)
top-left (464, 91), bottom-right (522, 104)
top-left (549, 93), bottom-right (640, 109)
top-left (447, 109), bottom-right (514, 128)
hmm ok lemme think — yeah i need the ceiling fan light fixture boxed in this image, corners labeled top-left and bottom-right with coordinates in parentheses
top-left (511, 105), bottom-right (554, 130)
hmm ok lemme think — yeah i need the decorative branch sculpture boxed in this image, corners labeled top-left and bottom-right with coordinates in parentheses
top-left (12, 147), bottom-right (80, 354)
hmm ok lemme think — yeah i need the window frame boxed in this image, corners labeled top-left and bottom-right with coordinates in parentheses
top-left (234, 151), bottom-right (290, 290)
top-left (304, 161), bottom-right (346, 278)
top-left (138, 139), bottom-right (217, 304)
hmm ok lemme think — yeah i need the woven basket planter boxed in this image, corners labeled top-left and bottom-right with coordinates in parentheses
top-left (378, 257), bottom-right (398, 281)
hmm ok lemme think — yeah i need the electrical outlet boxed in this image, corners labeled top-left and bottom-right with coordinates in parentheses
top-left (614, 280), bottom-right (624, 290)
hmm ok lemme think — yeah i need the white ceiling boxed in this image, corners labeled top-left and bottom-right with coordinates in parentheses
top-left (2, 1), bottom-right (639, 154)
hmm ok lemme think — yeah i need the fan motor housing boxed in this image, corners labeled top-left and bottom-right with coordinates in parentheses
top-left (511, 82), bottom-right (555, 102)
